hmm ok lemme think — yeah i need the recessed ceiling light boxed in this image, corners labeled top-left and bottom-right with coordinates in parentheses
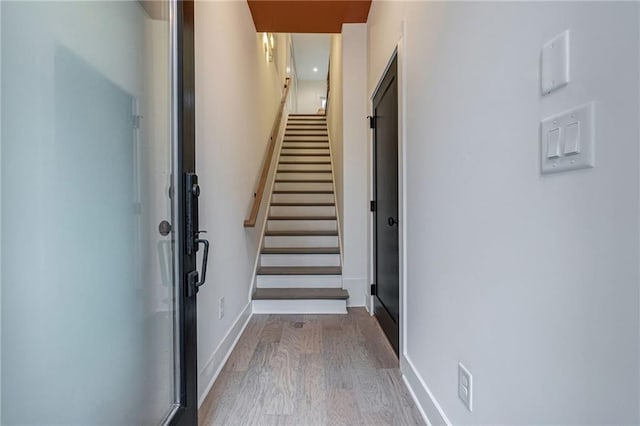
top-left (313, 67), bottom-right (318, 73)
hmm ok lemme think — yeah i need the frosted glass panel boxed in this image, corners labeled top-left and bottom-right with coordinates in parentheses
top-left (1, 1), bottom-right (177, 424)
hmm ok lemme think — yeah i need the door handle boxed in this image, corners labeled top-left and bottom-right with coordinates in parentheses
top-left (388, 217), bottom-right (398, 226)
top-left (187, 232), bottom-right (210, 297)
top-left (158, 220), bottom-right (172, 236)
top-left (195, 231), bottom-right (209, 289)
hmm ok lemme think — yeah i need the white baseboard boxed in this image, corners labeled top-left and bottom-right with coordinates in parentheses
top-left (401, 354), bottom-right (451, 426)
top-left (342, 277), bottom-right (367, 307)
top-left (197, 303), bottom-right (252, 407)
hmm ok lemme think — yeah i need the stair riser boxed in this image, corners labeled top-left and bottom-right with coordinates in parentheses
top-left (279, 156), bottom-right (330, 164)
top-left (274, 182), bottom-right (333, 191)
top-left (285, 129), bottom-right (328, 137)
top-left (276, 172), bottom-right (332, 180)
top-left (286, 127), bottom-right (327, 130)
top-left (252, 299), bottom-right (347, 314)
top-left (260, 253), bottom-right (341, 267)
top-left (279, 164), bottom-right (331, 171)
top-left (279, 155), bottom-right (331, 165)
top-left (271, 193), bottom-right (334, 204)
top-left (267, 219), bottom-right (337, 232)
top-left (286, 127), bottom-right (326, 132)
top-left (264, 235), bottom-right (339, 248)
top-left (256, 274), bottom-right (342, 288)
top-left (270, 205), bottom-right (335, 216)
top-left (281, 149), bottom-right (330, 155)
top-left (282, 143), bottom-right (329, 149)
top-left (285, 124), bottom-right (327, 129)
top-left (283, 136), bottom-right (329, 142)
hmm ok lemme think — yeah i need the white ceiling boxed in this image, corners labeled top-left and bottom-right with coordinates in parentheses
top-left (291, 34), bottom-right (330, 81)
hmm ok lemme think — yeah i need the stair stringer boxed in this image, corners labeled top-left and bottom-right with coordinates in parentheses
top-left (324, 122), bottom-right (345, 287)
top-left (246, 106), bottom-right (290, 304)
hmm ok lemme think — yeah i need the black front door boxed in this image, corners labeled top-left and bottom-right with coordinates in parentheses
top-left (372, 55), bottom-right (400, 355)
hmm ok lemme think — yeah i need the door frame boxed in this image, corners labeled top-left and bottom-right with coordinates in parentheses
top-left (371, 54), bottom-right (400, 354)
top-left (368, 27), bottom-right (407, 361)
top-left (170, 0), bottom-right (198, 424)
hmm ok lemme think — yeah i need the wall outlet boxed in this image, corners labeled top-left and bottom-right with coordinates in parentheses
top-left (218, 297), bottom-right (224, 320)
top-left (458, 362), bottom-right (473, 412)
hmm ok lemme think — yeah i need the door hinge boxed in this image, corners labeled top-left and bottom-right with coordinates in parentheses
top-left (367, 115), bottom-right (376, 129)
top-left (370, 200), bottom-right (376, 212)
top-left (370, 284), bottom-right (377, 295)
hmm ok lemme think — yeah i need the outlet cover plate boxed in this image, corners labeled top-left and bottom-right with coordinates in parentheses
top-left (218, 297), bottom-right (225, 320)
top-left (458, 363), bottom-right (473, 412)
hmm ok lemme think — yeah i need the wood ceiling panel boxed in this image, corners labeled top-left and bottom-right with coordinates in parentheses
top-left (247, 0), bottom-right (372, 33)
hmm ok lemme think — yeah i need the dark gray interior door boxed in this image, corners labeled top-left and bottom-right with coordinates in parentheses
top-left (373, 55), bottom-right (399, 355)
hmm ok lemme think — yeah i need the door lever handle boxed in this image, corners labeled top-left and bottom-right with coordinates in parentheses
top-left (195, 237), bottom-right (209, 289)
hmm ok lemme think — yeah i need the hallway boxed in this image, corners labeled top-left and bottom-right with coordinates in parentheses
top-left (198, 309), bottom-right (425, 425)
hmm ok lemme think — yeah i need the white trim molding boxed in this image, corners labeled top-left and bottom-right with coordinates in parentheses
top-left (197, 303), bottom-right (252, 407)
top-left (401, 355), bottom-right (452, 426)
top-left (342, 277), bottom-right (367, 307)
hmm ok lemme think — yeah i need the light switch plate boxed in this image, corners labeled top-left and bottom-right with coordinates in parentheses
top-left (541, 30), bottom-right (570, 95)
top-left (458, 363), bottom-right (473, 412)
top-left (541, 102), bottom-right (595, 174)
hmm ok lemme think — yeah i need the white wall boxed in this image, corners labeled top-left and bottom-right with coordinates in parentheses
top-left (194, 0), bottom-right (286, 402)
top-left (368, 1), bottom-right (640, 424)
top-left (327, 34), bottom-right (343, 249)
top-left (341, 24), bottom-right (368, 307)
top-left (295, 79), bottom-right (326, 114)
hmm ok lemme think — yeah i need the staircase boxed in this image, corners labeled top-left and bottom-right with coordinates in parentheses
top-left (251, 114), bottom-right (348, 314)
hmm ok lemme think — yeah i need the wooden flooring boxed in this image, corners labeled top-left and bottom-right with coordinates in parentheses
top-left (198, 308), bottom-right (425, 426)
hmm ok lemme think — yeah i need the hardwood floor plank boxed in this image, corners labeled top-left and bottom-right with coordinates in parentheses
top-left (199, 308), bottom-right (425, 425)
top-left (351, 368), bottom-right (392, 415)
top-left (321, 321), bottom-right (355, 390)
top-left (263, 330), bottom-right (301, 415)
top-left (379, 369), bottom-right (427, 425)
top-left (290, 353), bottom-right (327, 425)
top-left (326, 388), bottom-right (363, 425)
top-left (224, 343), bottom-right (277, 423)
top-left (223, 315), bottom-right (268, 372)
top-left (255, 414), bottom-right (292, 425)
top-left (355, 311), bottom-right (398, 369)
top-left (299, 316), bottom-right (322, 354)
top-left (360, 409), bottom-right (396, 425)
top-left (260, 314), bottom-right (284, 344)
top-left (198, 370), bottom-right (244, 426)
